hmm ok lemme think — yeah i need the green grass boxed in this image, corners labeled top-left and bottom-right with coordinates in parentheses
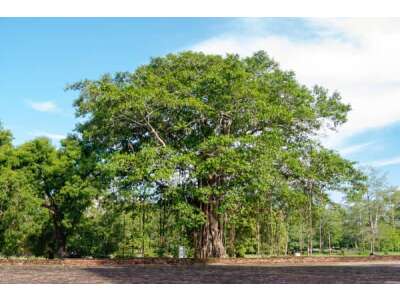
top-left (245, 251), bottom-right (400, 258)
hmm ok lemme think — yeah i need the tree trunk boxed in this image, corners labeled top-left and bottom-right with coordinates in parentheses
top-left (43, 198), bottom-right (67, 258)
top-left (228, 225), bottom-right (236, 257)
top-left (269, 201), bottom-right (274, 256)
top-left (195, 202), bottom-right (226, 259)
top-left (328, 232), bottom-right (332, 255)
top-left (299, 223), bottom-right (304, 255)
top-left (223, 214), bottom-right (228, 250)
top-left (308, 197), bottom-right (313, 256)
top-left (307, 236), bottom-right (313, 256)
top-left (141, 198), bottom-right (146, 257)
top-left (256, 199), bottom-right (261, 256)
top-left (285, 224), bottom-right (289, 256)
top-left (319, 219), bottom-right (323, 254)
top-left (53, 216), bottom-right (67, 258)
top-left (159, 200), bottom-right (166, 255)
top-left (369, 214), bottom-right (375, 254)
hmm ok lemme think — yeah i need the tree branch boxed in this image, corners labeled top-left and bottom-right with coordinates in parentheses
top-left (145, 118), bottom-right (166, 147)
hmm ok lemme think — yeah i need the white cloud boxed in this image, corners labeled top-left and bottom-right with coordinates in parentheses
top-left (338, 141), bottom-right (375, 156)
top-left (369, 156), bottom-right (400, 167)
top-left (29, 101), bottom-right (58, 112)
top-left (190, 18), bottom-right (400, 148)
top-left (29, 131), bottom-right (66, 141)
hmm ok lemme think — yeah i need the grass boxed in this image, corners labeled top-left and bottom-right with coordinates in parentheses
top-left (245, 250), bottom-right (400, 258)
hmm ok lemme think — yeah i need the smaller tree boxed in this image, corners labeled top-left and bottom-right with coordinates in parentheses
top-left (14, 137), bottom-right (98, 257)
top-left (321, 203), bottom-right (345, 254)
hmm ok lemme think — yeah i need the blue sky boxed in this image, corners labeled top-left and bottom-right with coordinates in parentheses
top-left (1, 18), bottom-right (400, 188)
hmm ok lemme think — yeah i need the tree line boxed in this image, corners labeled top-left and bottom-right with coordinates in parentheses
top-left (0, 51), bottom-right (399, 258)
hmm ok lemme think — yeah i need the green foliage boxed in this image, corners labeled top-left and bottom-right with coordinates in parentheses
top-left (0, 168), bottom-right (48, 256)
top-left (0, 135), bottom-right (99, 257)
top-left (0, 52), bottom-right (398, 258)
top-left (67, 51), bottom-right (359, 258)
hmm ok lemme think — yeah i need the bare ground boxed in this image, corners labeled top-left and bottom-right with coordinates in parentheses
top-left (1, 263), bottom-right (400, 284)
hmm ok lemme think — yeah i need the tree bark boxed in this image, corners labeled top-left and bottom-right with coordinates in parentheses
top-left (328, 232), bottom-right (332, 255)
top-left (44, 198), bottom-right (67, 258)
top-left (195, 202), bottom-right (226, 259)
top-left (299, 223), bottom-right (304, 255)
top-left (141, 199), bottom-right (146, 257)
top-left (307, 190), bottom-right (313, 256)
top-left (319, 218), bottom-right (323, 254)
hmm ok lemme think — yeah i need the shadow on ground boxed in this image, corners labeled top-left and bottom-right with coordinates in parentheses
top-left (81, 265), bottom-right (400, 284)
top-left (1, 264), bottom-right (400, 284)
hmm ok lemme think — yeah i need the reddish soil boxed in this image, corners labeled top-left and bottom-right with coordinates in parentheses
top-left (1, 255), bottom-right (400, 266)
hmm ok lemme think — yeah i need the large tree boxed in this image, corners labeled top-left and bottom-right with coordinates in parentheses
top-left (69, 51), bottom-right (358, 258)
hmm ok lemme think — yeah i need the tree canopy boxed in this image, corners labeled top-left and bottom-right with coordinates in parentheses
top-left (68, 51), bottom-right (361, 258)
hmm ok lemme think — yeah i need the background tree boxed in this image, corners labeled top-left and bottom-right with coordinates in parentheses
top-left (12, 137), bottom-right (98, 257)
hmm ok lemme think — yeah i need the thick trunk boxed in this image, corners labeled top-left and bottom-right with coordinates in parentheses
top-left (43, 197), bottom-right (67, 258)
top-left (53, 218), bottom-right (67, 258)
top-left (195, 202), bottom-right (226, 259)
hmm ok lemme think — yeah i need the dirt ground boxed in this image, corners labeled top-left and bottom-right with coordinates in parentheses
top-left (1, 263), bottom-right (400, 283)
